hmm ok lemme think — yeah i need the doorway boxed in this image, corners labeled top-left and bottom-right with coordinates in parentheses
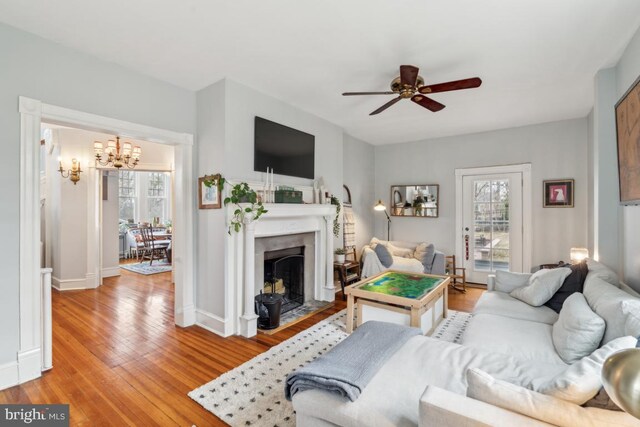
top-left (19, 97), bottom-right (195, 385)
top-left (455, 164), bottom-right (532, 284)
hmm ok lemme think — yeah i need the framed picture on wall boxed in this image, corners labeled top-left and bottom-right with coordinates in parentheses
top-left (615, 73), bottom-right (640, 205)
top-left (198, 174), bottom-right (222, 209)
top-left (543, 179), bottom-right (574, 208)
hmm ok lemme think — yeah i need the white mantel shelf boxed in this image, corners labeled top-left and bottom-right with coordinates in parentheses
top-left (223, 202), bottom-right (337, 338)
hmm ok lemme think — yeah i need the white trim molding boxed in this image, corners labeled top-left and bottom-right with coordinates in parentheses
top-left (455, 163), bottom-right (533, 275)
top-left (196, 309), bottom-right (234, 337)
top-left (0, 361), bottom-right (19, 390)
top-left (101, 266), bottom-right (121, 278)
top-left (16, 96), bottom-right (196, 389)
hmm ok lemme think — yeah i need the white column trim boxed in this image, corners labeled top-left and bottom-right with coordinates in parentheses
top-left (240, 219), bottom-right (258, 337)
top-left (323, 215), bottom-right (336, 301)
top-left (16, 96), bottom-right (196, 389)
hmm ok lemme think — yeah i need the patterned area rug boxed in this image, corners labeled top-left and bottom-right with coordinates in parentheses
top-left (120, 261), bottom-right (172, 275)
top-left (189, 309), bottom-right (472, 426)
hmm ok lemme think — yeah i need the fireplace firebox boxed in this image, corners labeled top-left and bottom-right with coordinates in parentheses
top-left (263, 246), bottom-right (304, 314)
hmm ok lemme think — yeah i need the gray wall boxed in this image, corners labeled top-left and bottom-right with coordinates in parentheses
top-left (342, 134), bottom-right (375, 256)
top-left (373, 119), bottom-right (589, 267)
top-left (195, 79), bottom-right (344, 319)
top-left (0, 22), bottom-right (195, 365)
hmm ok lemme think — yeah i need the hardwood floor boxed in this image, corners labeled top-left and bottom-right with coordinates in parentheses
top-left (0, 270), bottom-right (481, 426)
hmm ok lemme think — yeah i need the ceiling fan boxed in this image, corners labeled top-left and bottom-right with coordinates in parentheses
top-left (342, 65), bottom-right (482, 115)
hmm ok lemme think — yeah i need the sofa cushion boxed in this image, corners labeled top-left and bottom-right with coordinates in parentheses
top-left (534, 336), bottom-right (638, 405)
top-left (494, 270), bottom-right (532, 293)
top-left (552, 293), bottom-right (605, 364)
top-left (510, 268), bottom-right (572, 306)
top-left (586, 258), bottom-right (619, 286)
top-left (414, 243), bottom-right (436, 271)
top-left (544, 262), bottom-right (589, 313)
top-left (386, 242), bottom-right (414, 258)
top-left (583, 276), bottom-right (640, 344)
top-left (622, 300), bottom-right (640, 338)
top-left (462, 313), bottom-right (566, 365)
top-left (474, 291), bottom-right (559, 324)
top-left (374, 244), bottom-right (393, 268)
top-left (466, 368), bottom-right (638, 427)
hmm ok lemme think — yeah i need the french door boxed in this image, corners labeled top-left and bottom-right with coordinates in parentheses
top-left (459, 169), bottom-right (527, 284)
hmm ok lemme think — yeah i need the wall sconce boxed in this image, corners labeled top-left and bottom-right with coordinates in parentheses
top-left (570, 247), bottom-right (589, 263)
top-left (58, 157), bottom-right (82, 185)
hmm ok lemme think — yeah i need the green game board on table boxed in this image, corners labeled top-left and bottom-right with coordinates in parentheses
top-left (359, 271), bottom-right (443, 299)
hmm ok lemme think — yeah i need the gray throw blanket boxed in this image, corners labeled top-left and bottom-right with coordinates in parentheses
top-left (285, 321), bottom-right (421, 402)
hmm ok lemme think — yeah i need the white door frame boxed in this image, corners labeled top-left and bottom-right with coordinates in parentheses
top-left (455, 164), bottom-right (532, 279)
top-left (18, 96), bottom-right (196, 384)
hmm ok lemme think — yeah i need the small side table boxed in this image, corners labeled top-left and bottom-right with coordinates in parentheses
top-left (334, 261), bottom-right (361, 300)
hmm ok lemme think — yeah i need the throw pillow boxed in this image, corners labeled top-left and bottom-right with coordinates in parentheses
top-left (467, 369), bottom-right (634, 427)
top-left (369, 237), bottom-right (382, 249)
top-left (494, 270), bottom-right (532, 293)
top-left (535, 336), bottom-right (638, 405)
top-left (510, 267), bottom-right (571, 307)
top-left (545, 262), bottom-right (589, 313)
top-left (583, 276), bottom-right (640, 344)
top-left (552, 293), bottom-right (605, 364)
top-left (621, 300), bottom-right (640, 338)
top-left (414, 243), bottom-right (435, 271)
top-left (385, 242), bottom-right (414, 258)
top-left (374, 244), bottom-right (393, 268)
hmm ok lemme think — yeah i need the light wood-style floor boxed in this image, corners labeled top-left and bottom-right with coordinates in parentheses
top-left (0, 270), bottom-right (482, 426)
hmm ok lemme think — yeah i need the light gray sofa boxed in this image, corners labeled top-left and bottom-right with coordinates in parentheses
top-left (292, 259), bottom-right (640, 426)
top-left (360, 238), bottom-right (446, 278)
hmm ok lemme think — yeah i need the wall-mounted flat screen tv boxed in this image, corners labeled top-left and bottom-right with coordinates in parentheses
top-left (254, 117), bottom-right (315, 179)
top-left (615, 73), bottom-right (640, 205)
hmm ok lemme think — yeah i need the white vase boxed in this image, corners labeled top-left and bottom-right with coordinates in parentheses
top-left (335, 254), bottom-right (345, 263)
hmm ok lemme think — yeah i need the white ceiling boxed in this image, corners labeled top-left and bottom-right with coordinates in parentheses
top-left (3, 0), bottom-right (640, 144)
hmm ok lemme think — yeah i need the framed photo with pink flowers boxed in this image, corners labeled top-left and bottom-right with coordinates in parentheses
top-left (543, 179), bottom-right (574, 208)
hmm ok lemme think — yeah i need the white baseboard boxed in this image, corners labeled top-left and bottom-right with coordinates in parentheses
top-left (0, 361), bottom-right (18, 390)
top-left (196, 309), bottom-right (233, 337)
top-left (175, 304), bottom-right (196, 327)
top-left (52, 275), bottom-right (90, 291)
top-left (18, 348), bottom-right (42, 385)
top-left (101, 266), bottom-right (121, 278)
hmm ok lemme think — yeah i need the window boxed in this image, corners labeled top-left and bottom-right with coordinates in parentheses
top-left (147, 172), bottom-right (169, 223)
top-left (119, 171), bottom-right (137, 222)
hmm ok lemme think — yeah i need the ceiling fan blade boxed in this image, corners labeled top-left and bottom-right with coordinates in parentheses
top-left (370, 96), bottom-right (403, 115)
top-left (419, 77), bottom-right (482, 94)
top-left (411, 95), bottom-right (445, 112)
top-left (400, 65), bottom-right (419, 88)
top-left (342, 91), bottom-right (396, 96)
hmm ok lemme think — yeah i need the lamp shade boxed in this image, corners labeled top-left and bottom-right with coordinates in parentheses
top-left (602, 348), bottom-right (640, 419)
top-left (93, 141), bottom-right (103, 154)
top-left (374, 200), bottom-right (386, 211)
top-left (570, 247), bottom-right (589, 263)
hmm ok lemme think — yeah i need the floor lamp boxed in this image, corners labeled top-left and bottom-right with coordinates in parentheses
top-left (374, 200), bottom-right (391, 241)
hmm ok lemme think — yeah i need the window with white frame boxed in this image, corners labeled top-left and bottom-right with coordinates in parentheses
top-left (147, 172), bottom-right (169, 224)
top-left (119, 170), bottom-right (137, 222)
top-left (118, 171), bottom-right (171, 225)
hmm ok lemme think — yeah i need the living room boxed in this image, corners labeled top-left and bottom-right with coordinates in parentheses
top-left (1, 1), bottom-right (640, 426)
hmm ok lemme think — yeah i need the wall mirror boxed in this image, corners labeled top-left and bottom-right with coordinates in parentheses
top-left (390, 184), bottom-right (439, 217)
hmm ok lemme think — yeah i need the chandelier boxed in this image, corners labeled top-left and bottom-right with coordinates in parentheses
top-left (94, 136), bottom-right (141, 169)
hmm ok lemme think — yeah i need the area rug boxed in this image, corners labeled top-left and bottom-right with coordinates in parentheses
top-left (189, 309), bottom-right (472, 427)
top-left (120, 261), bottom-right (172, 275)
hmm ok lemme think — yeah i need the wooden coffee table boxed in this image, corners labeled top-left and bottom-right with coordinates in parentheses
top-left (345, 270), bottom-right (449, 334)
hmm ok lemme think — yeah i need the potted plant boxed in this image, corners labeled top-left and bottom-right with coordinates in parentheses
top-left (403, 201), bottom-right (413, 216)
top-left (330, 195), bottom-right (341, 237)
top-left (204, 176), bottom-right (268, 234)
top-left (334, 247), bottom-right (346, 263)
top-left (413, 196), bottom-right (425, 216)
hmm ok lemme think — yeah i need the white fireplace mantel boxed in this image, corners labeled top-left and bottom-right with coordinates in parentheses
top-left (225, 203), bottom-right (337, 337)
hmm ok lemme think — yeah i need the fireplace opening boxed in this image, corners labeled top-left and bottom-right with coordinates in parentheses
top-left (264, 246), bottom-right (304, 314)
